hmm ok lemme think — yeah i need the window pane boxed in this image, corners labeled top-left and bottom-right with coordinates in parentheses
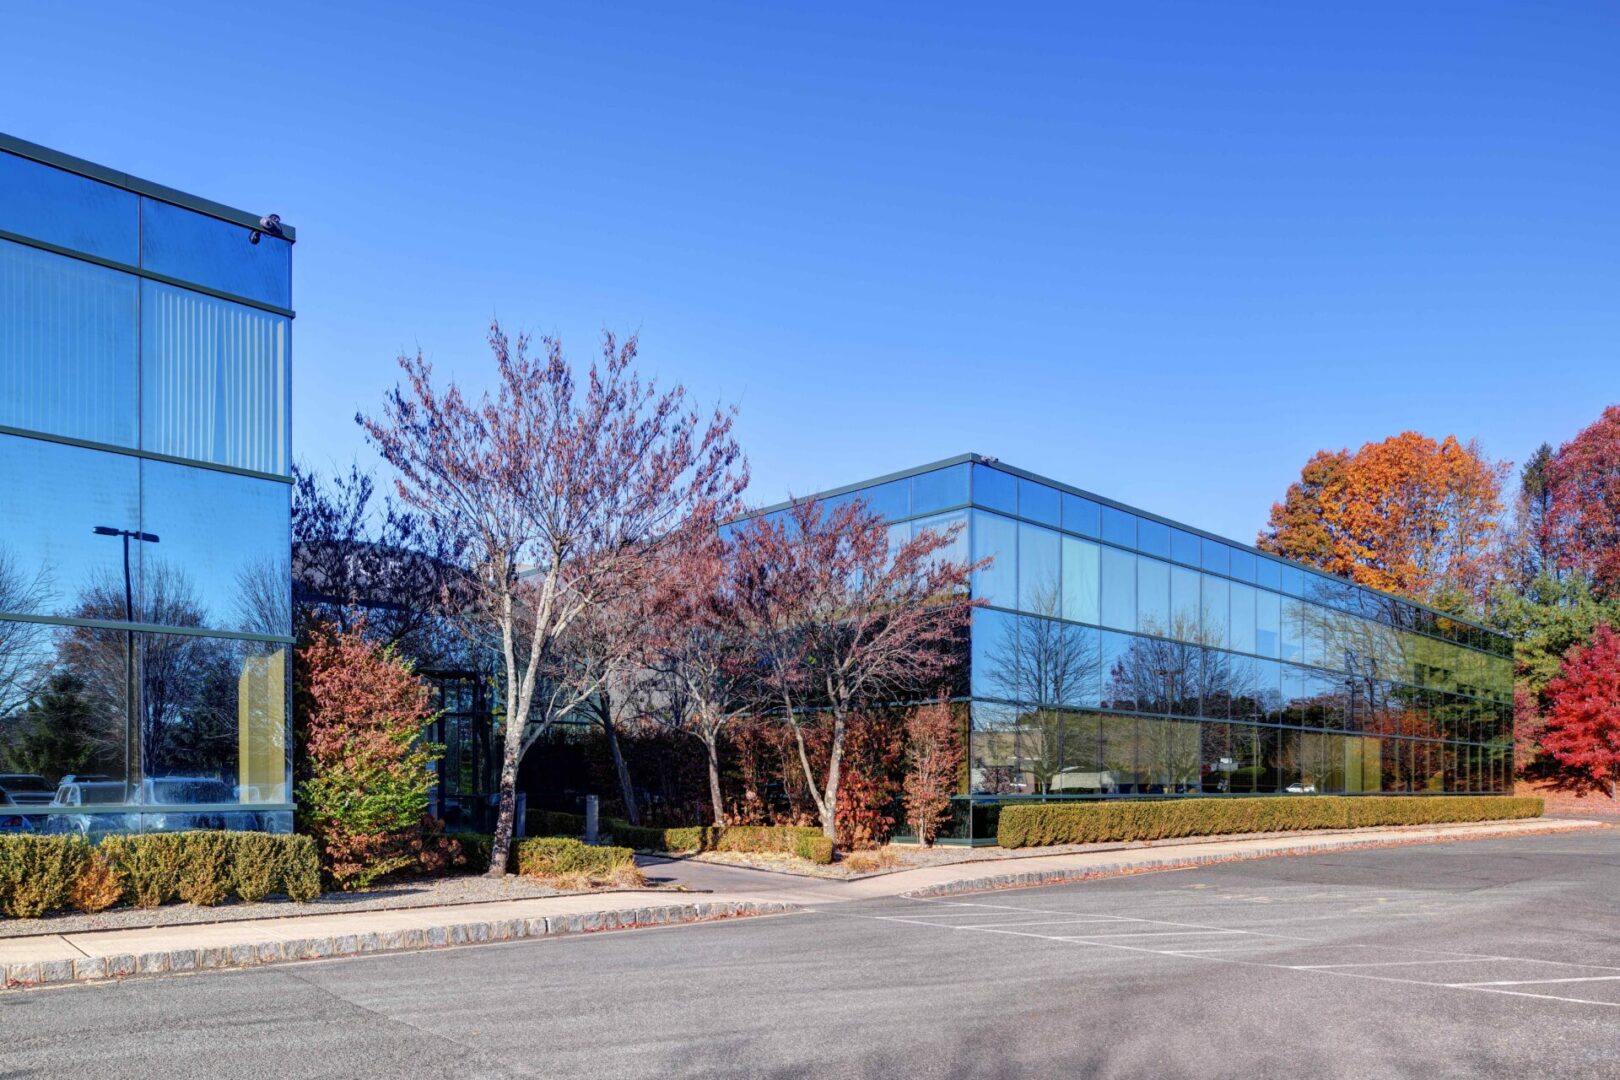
top-left (1256, 588), bottom-right (1281, 658)
top-left (0, 240), bottom-right (138, 446)
top-left (1228, 548), bottom-right (1257, 583)
top-left (971, 510), bottom-right (1017, 607)
top-left (1018, 479), bottom-right (1060, 526)
top-left (0, 622), bottom-right (135, 817)
top-left (1136, 519), bottom-right (1170, 559)
top-left (1255, 557), bottom-right (1282, 591)
top-left (1101, 507), bottom-right (1136, 549)
top-left (971, 608), bottom-right (1020, 701)
top-left (911, 463), bottom-right (968, 514)
top-left (1018, 522), bottom-right (1061, 615)
top-left (139, 463), bottom-right (291, 637)
top-left (1062, 493), bottom-right (1101, 537)
top-left (859, 479), bottom-right (908, 521)
top-left (0, 150), bottom-right (139, 263)
top-left (1201, 576), bottom-right (1230, 649)
top-left (1201, 538), bottom-right (1230, 576)
top-left (1281, 596), bottom-right (1306, 663)
top-left (1170, 528), bottom-right (1200, 566)
top-left (1061, 536), bottom-right (1100, 625)
top-left (971, 464), bottom-right (1016, 514)
top-left (0, 434), bottom-right (140, 621)
top-left (140, 198), bottom-right (291, 308)
top-left (1280, 564), bottom-right (1306, 597)
top-left (142, 281), bottom-right (290, 475)
top-left (1170, 565), bottom-right (1201, 642)
top-left (970, 702), bottom-right (1022, 795)
top-left (1100, 546), bottom-right (1136, 631)
top-left (1137, 556), bottom-right (1170, 636)
top-left (1230, 582), bottom-right (1258, 655)
top-left (140, 633), bottom-right (289, 809)
top-left (911, 510), bottom-right (969, 579)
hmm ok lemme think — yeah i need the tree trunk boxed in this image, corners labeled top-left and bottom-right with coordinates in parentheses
top-left (819, 709), bottom-right (848, 842)
top-left (487, 714), bottom-right (524, 877)
top-left (603, 717), bottom-right (640, 825)
top-left (705, 733), bottom-right (726, 827)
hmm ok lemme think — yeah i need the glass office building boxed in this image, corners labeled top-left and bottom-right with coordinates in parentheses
top-left (0, 133), bottom-right (293, 837)
top-left (757, 454), bottom-right (1514, 843)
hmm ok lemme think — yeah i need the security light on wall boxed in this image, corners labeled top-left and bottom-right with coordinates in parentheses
top-left (250, 213), bottom-right (284, 244)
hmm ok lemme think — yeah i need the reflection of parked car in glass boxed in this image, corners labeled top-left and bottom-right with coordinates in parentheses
top-left (140, 777), bottom-right (241, 831)
top-left (48, 781), bottom-right (137, 839)
top-left (0, 773), bottom-right (54, 806)
top-left (0, 790), bottom-right (35, 834)
top-left (1284, 782), bottom-right (1318, 794)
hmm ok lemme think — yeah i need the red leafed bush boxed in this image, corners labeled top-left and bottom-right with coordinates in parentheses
top-left (903, 698), bottom-right (963, 846)
top-left (294, 619), bottom-right (448, 889)
top-left (1541, 624), bottom-right (1620, 798)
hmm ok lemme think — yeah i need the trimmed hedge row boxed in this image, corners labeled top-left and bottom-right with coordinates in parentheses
top-left (601, 821), bottom-right (834, 865)
top-left (0, 832), bottom-right (321, 919)
top-left (997, 795), bottom-right (1545, 849)
top-left (515, 837), bottom-right (635, 878)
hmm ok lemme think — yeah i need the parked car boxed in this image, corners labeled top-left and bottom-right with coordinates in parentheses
top-left (0, 773), bottom-right (54, 807)
top-left (139, 776), bottom-right (242, 831)
top-left (0, 790), bottom-right (35, 834)
top-left (48, 781), bottom-right (137, 840)
top-left (1284, 781), bottom-right (1318, 794)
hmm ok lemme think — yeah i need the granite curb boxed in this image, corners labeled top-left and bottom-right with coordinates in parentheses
top-left (2, 900), bottom-right (797, 991)
top-left (903, 819), bottom-right (1606, 898)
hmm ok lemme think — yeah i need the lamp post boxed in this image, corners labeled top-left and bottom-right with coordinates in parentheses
top-left (92, 526), bottom-right (159, 801)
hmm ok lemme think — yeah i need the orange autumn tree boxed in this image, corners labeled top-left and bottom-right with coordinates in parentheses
top-left (1259, 432), bottom-right (1508, 611)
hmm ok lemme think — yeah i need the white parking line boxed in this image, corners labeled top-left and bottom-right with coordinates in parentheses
top-left (1293, 958), bottom-right (1501, 970)
top-left (1061, 929), bottom-right (1246, 939)
top-left (1448, 975), bottom-right (1620, 988)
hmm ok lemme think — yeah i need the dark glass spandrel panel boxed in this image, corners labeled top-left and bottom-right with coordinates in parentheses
top-left (140, 633), bottom-right (288, 807)
top-left (1062, 493), bottom-right (1101, 538)
top-left (858, 479), bottom-right (908, 521)
top-left (142, 282), bottom-right (290, 475)
top-left (971, 464), bottom-right (1017, 514)
top-left (0, 240), bottom-right (139, 446)
top-left (1201, 538), bottom-right (1231, 576)
top-left (910, 464), bottom-right (968, 514)
top-left (0, 150), bottom-right (139, 263)
top-left (1228, 548), bottom-right (1257, 583)
top-left (140, 461), bottom-right (291, 636)
top-left (140, 198), bottom-right (291, 308)
top-left (1101, 506), bottom-right (1136, 549)
top-left (1255, 557), bottom-right (1282, 592)
top-left (0, 622), bottom-right (134, 811)
top-left (1018, 522), bottom-right (1062, 615)
top-left (1017, 479), bottom-right (1061, 527)
top-left (0, 434), bottom-right (140, 621)
top-left (970, 510), bottom-right (1017, 607)
top-left (1137, 519), bottom-right (1170, 560)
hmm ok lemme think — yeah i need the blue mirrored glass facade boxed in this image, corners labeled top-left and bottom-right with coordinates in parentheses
top-left (0, 136), bottom-right (293, 836)
top-left (752, 454), bottom-right (1514, 844)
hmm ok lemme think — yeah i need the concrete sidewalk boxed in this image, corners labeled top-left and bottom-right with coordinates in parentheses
top-left (2, 816), bottom-right (1602, 990)
top-left (0, 893), bottom-right (792, 990)
top-left (641, 815), bottom-right (1610, 904)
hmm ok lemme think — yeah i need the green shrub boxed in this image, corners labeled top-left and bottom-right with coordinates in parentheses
top-left (515, 837), bottom-right (635, 878)
top-left (276, 835), bottom-right (322, 902)
top-left (997, 795), bottom-right (1545, 848)
top-left (99, 834), bottom-right (185, 908)
top-left (177, 832), bottom-right (235, 906)
top-left (602, 820), bottom-right (832, 862)
top-left (230, 833), bottom-right (282, 903)
top-left (795, 833), bottom-right (835, 864)
top-left (0, 835), bottom-right (90, 918)
top-left (525, 811), bottom-right (585, 838)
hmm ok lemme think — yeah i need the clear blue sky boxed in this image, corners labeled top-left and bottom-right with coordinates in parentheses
top-left (6, 1), bottom-right (1616, 543)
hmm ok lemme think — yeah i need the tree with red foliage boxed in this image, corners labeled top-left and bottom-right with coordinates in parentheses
top-left (903, 697), bottom-right (962, 846)
top-left (294, 620), bottom-right (444, 889)
top-left (1540, 624), bottom-right (1620, 799)
top-left (1542, 405), bottom-right (1620, 597)
top-left (1259, 432), bottom-right (1508, 610)
top-left (645, 526), bottom-right (758, 826)
top-left (732, 497), bottom-right (976, 841)
top-left (833, 711), bottom-right (904, 849)
top-left (360, 324), bottom-right (747, 875)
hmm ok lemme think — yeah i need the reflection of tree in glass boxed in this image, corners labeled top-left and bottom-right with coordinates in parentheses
top-left (0, 548), bottom-right (50, 721)
top-left (0, 668), bottom-right (117, 781)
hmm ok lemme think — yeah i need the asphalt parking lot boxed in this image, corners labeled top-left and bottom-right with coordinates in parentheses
top-left (3, 829), bottom-right (1618, 1079)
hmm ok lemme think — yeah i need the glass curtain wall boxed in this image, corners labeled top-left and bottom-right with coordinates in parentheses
top-left (0, 144), bottom-right (293, 837)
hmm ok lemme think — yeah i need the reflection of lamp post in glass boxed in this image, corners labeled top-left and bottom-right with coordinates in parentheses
top-left (93, 526), bottom-right (159, 801)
